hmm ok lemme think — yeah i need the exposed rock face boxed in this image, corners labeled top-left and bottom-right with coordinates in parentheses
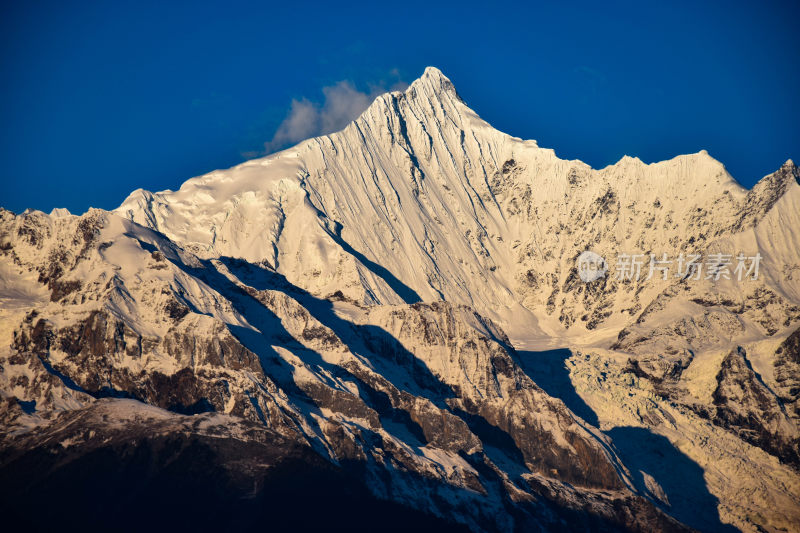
top-left (360, 302), bottom-right (624, 490)
top-left (0, 207), bottom-right (687, 532)
top-left (775, 328), bottom-right (800, 422)
top-left (702, 347), bottom-right (799, 467)
top-left (2, 67), bottom-right (800, 532)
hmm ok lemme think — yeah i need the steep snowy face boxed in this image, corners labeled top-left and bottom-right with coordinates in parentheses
top-left (116, 68), bottom-right (800, 346)
top-left (116, 67), bottom-right (519, 311)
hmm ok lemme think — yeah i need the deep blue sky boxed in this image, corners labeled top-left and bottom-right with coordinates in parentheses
top-left (2, 0), bottom-right (798, 214)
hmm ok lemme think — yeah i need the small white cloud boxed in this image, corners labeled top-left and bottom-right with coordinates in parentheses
top-left (264, 71), bottom-right (407, 154)
top-left (266, 98), bottom-right (320, 152)
top-left (319, 81), bottom-right (373, 135)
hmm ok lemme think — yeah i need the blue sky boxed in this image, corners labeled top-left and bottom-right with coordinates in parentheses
top-left (2, 0), bottom-right (798, 214)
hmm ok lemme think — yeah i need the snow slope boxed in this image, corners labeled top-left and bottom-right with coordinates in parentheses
top-left (116, 67), bottom-right (800, 345)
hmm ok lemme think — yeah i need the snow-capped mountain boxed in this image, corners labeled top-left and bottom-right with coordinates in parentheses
top-left (2, 67), bottom-right (799, 532)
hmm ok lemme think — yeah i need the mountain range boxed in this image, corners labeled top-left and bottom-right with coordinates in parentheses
top-left (1, 67), bottom-right (798, 532)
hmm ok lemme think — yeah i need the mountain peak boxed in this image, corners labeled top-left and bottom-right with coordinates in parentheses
top-left (409, 66), bottom-right (459, 99)
top-left (779, 158), bottom-right (799, 185)
top-left (421, 66), bottom-right (448, 82)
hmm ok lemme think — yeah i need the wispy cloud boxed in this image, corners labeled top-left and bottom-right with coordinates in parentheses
top-left (267, 97), bottom-right (321, 152)
top-left (263, 73), bottom-right (408, 154)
